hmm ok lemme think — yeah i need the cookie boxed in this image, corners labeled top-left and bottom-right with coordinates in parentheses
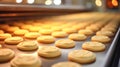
top-left (6, 26), bottom-right (20, 33)
top-left (14, 29), bottom-right (29, 36)
top-left (17, 41), bottom-right (38, 51)
top-left (37, 36), bottom-right (55, 44)
top-left (52, 61), bottom-right (82, 67)
top-left (68, 33), bottom-right (87, 41)
top-left (78, 29), bottom-right (94, 35)
top-left (4, 37), bottom-right (24, 45)
top-left (91, 35), bottom-right (111, 43)
top-left (0, 30), bottom-right (4, 34)
top-left (55, 39), bottom-right (75, 48)
top-left (96, 31), bottom-right (114, 37)
top-left (68, 49), bottom-right (96, 64)
top-left (0, 48), bottom-right (15, 62)
top-left (38, 46), bottom-right (61, 58)
top-left (39, 29), bottom-right (52, 35)
top-left (0, 33), bottom-right (12, 40)
top-left (24, 32), bottom-right (40, 39)
top-left (10, 54), bottom-right (41, 67)
top-left (62, 28), bottom-right (77, 34)
top-left (52, 31), bottom-right (68, 38)
top-left (82, 41), bottom-right (106, 52)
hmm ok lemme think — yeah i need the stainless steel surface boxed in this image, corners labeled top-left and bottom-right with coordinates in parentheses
top-left (0, 27), bottom-right (119, 67)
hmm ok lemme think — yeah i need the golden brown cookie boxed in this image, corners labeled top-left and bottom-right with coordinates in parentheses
top-left (78, 29), bottom-right (94, 35)
top-left (55, 39), bottom-right (75, 48)
top-left (37, 36), bottom-right (55, 44)
top-left (68, 49), bottom-right (96, 64)
top-left (14, 29), bottom-right (29, 36)
top-left (52, 31), bottom-right (68, 38)
top-left (52, 61), bottom-right (82, 67)
top-left (82, 41), bottom-right (106, 52)
top-left (96, 31), bottom-right (114, 37)
top-left (0, 33), bottom-right (12, 40)
top-left (17, 41), bottom-right (38, 51)
top-left (24, 32), bottom-right (40, 39)
top-left (62, 28), bottom-right (77, 34)
top-left (0, 48), bottom-right (15, 62)
top-left (10, 54), bottom-right (42, 67)
top-left (38, 46), bottom-right (61, 58)
top-left (91, 35), bottom-right (111, 43)
top-left (4, 37), bottom-right (24, 45)
top-left (68, 33), bottom-right (87, 41)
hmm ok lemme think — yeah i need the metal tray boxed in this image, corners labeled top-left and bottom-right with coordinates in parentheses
top-left (0, 27), bottom-right (120, 67)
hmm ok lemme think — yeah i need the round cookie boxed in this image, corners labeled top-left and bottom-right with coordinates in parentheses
top-left (38, 46), bottom-right (61, 58)
top-left (62, 28), bottom-right (77, 34)
top-left (68, 49), bottom-right (96, 64)
top-left (0, 30), bottom-right (4, 34)
top-left (14, 29), bottom-right (29, 36)
top-left (4, 37), bottom-right (24, 45)
top-left (0, 33), bottom-right (12, 40)
top-left (37, 36), bottom-right (55, 44)
top-left (52, 31), bottom-right (68, 38)
top-left (29, 27), bottom-right (41, 32)
top-left (82, 41), bottom-right (106, 52)
top-left (52, 61), bottom-right (82, 67)
top-left (96, 31), bottom-right (114, 37)
top-left (51, 27), bottom-right (62, 31)
top-left (24, 32), bottom-right (40, 39)
top-left (17, 41), bottom-right (38, 51)
top-left (78, 29), bottom-right (94, 36)
top-left (10, 54), bottom-right (41, 67)
top-left (6, 26), bottom-right (20, 33)
top-left (91, 35), bottom-right (111, 43)
top-left (0, 44), bottom-right (2, 48)
top-left (39, 29), bottom-right (52, 35)
top-left (68, 33), bottom-right (87, 41)
top-left (55, 39), bottom-right (75, 48)
top-left (0, 48), bottom-right (15, 62)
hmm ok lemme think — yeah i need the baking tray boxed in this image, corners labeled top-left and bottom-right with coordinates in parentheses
top-left (0, 27), bottom-right (120, 67)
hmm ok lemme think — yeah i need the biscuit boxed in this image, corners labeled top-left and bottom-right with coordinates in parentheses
top-left (52, 61), bottom-right (82, 67)
top-left (17, 41), bottom-right (38, 51)
top-left (0, 33), bottom-right (12, 40)
top-left (0, 30), bottom-right (4, 34)
top-left (39, 29), bottom-right (52, 35)
top-left (29, 27), bottom-right (41, 32)
top-left (55, 39), bottom-right (75, 48)
top-left (10, 54), bottom-right (41, 67)
top-left (82, 42), bottom-right (106, 52)
top-left (68, 49), bottom-right (96, 64)
top-left (86, 26), bottom-right (99, 32)
top-left (4, 37), bottom-right (24, 45)
top-left (6, 26), bottom-right (20, 33)
top-left (52, 31), bottom-right (68, 38)
top-left (14, 29), bottom-right (29, 36)
top-left (0, 48), bottom-right (15, 62)
top-left (68, 34), bottom-right (87, 41)
top-left (96, 31), bottom-right (114, 37)
top-left (78, 29), bottom-right (94, 35)
top-left (38, 46), bottom-right (61, 58)
top-left (51, 27), bottom-right (62, 31)
top-left (37, 36), bottom-right (55, 44)
top-left (24, 32), bottom-right (40, 39)
top-left (62, 28), bottom-right (77, 34)
top-left (91, 35), bottom-right (111, 43)
top-left (0, 44), bottom-right (2, 48)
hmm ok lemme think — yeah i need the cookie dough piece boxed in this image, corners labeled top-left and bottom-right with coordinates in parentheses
top-left (39, 29), bottom-right (52, 35)
top-left (52, 61), bottom-right (82, 67)
top-left (38, 46), bottom-right (61, 58)
top-left (96, 31), bottom-right (114, 37)
top-left (24, 32), bottom-right (40, 39)
top-left (0, 48), bottom-right (15, 62)
top-left (10, 54), bottom-right (41, 67)
top-left (62, 28), bottom-right (77, 34)
top-left (68, 49), bottom-right (96, 64)
top-left (82, 42), bottom-right (106, 52)
top-left (68, 34), bottom-right (87, 41)
top-left (4, 37), bottom-right (23, 45)
top-left (55, 39), bottom-right (75, 48)
top-left (17, 41), bottom-right (38, 51)
top-left (91, 35), bottom-right (111, 43)
top-left (52, 31), bottom-right (68, 38)
top-left (37, 36), bottom-right (55, 44)
top-left (0, 33), bottom-right (12, 40)
top-left (14, 29), bottom-right (29, 36)
top-left (78, 29), bottom-right (94, 35)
